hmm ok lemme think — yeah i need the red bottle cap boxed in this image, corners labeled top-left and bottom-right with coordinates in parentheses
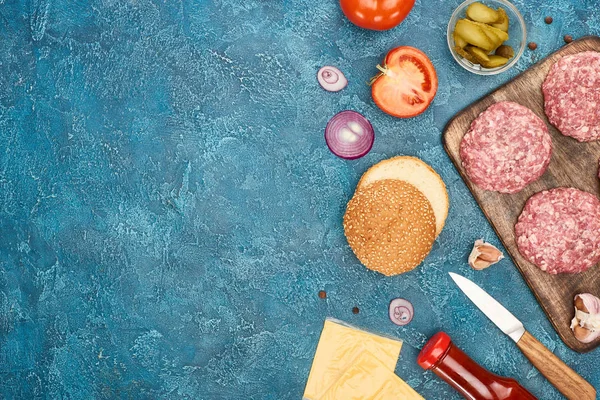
top-left (417, 331), bottom-right (452, 370)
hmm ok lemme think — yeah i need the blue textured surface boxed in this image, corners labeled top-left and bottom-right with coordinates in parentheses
top-left (1, 0), bottom-right (599, 398)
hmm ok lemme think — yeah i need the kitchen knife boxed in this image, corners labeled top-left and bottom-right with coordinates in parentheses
top-left (449, 272), bottom-right (596, 400)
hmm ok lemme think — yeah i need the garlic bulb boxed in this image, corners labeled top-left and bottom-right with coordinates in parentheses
top-left (571, 293), bottom-right (600, 343)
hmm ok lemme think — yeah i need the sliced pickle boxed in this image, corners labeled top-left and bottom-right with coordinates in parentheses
top-left (454, 31), bottom-right (468, 49)
top-left (455, 46), bottom-right (477, 63)
top-left (466, 2), bottom-right (500, 24)
top-left (491, 8), bottom-right (509, 32)
top-left (495, 45), bottom-right (514, 59)
top-left (471, 20), bottom-right (509, 43)
top-left (466, 46), bottom-right (490, 64)
top-left (454, 19), bottom-right (496, 51)
top-left (481, 28), bottom-right (503, 50)
top-left (482, 55), bottom-right (509, 68)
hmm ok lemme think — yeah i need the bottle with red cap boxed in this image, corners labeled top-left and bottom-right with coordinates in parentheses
top-left (417, 332), bottom-right (537, 400)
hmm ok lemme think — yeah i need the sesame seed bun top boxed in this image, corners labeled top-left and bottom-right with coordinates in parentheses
top-left (343, 180), bottom-right (436, 276)
top-left (357, 156), bottom-right (448, 237)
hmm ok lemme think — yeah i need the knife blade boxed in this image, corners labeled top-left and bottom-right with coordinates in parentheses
top-left (449, 272), bottom-right (525, 342)
top-left (449, 272), bottom-right (596, 400)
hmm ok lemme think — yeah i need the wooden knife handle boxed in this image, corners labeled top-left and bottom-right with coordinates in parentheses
top-left (516, 331), bottom-right (596, 400)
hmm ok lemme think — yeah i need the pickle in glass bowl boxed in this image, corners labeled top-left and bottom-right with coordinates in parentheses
top-left (482, 55), bottom-right (509, 68)
top-left (448, 0), bottom-right (526, 74)
top-left (454, 19), bottom-right (497, 51)
top-left (491, 7), bottom-right (509, 31)
top-left (466, 2), bottom-right (500, 24)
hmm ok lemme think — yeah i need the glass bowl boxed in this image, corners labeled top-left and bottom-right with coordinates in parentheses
top-left (447, 0), bottom-right (526, 75)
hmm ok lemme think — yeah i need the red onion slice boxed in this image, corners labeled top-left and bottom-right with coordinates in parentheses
top-left (317, 66), bottom-right (348, 92)
top-left (389, 298), bottom-right (414, 326)
top-left (325, 111), bottom-right (374, 160)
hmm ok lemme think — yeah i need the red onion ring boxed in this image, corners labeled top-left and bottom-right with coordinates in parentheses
top-left (324, 110), bottom-right (374, 160)
top-left (317, 66), bottom-right (348, 92)
top-left (389, 298), bottom-right (414, 326)
top-left (322, 70), bottom-right (339, 84)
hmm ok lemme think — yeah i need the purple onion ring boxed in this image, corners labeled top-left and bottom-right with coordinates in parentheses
top-left (317, 66), bottom-right (348, 92)
top-left (389, 298), bottom-right (414, 326)
top-left (324, 110), bottom-right (374, 160)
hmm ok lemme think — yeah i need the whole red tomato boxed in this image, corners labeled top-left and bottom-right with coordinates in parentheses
top-left (339, 0), bottom-right (415, 31)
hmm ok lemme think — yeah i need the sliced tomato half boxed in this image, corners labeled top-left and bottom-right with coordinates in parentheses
top-left (371, 46), bottom-right (438, 118)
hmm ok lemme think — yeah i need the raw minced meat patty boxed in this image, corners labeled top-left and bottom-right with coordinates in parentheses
top-left (542, 51), bottom-right (600, 142)
top-left (459, 101), bottom-right (553, 194)
top-left (515, 187), bottom-right (600, 274)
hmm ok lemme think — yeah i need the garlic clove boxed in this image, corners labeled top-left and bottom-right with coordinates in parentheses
top-left (575, 296), bottom-right (588, 313)
top-left (468, 239), bottom-right (504, 270)
top-left (573, 321), bottom-right (594, 342)
top-left (571, 293), bottom-right (600, 343)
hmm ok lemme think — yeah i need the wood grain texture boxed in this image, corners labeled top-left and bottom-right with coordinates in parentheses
top-left (444, 36), bottom-right (600, 353)
top-left (516, 331), bottom-right (596, 400)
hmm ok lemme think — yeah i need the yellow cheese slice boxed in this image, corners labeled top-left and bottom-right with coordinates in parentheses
top-left (303, 319), bottom-right (403, 400)
top-left (321, 350), bottom-right (425, 400)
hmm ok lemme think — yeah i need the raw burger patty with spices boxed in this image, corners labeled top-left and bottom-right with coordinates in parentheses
top-left (459, 101), bottom-right (552, 193)
top-left (543, 51), bottom-right (600, 142)
top-left (515, 187), bottom-right (600, 274)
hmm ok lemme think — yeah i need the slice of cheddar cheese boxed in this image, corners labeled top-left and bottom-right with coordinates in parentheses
top-left (320, 350), bottom-right (425, 400)
top-left (303, 319), bottom-right (403, 400)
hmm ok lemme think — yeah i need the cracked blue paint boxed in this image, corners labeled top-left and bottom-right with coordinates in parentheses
top-left (0, 0), bottom-right (599, 398)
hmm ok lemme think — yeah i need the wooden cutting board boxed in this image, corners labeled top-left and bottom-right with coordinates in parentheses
top-left (444, 36), bottom-right (600, 353)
